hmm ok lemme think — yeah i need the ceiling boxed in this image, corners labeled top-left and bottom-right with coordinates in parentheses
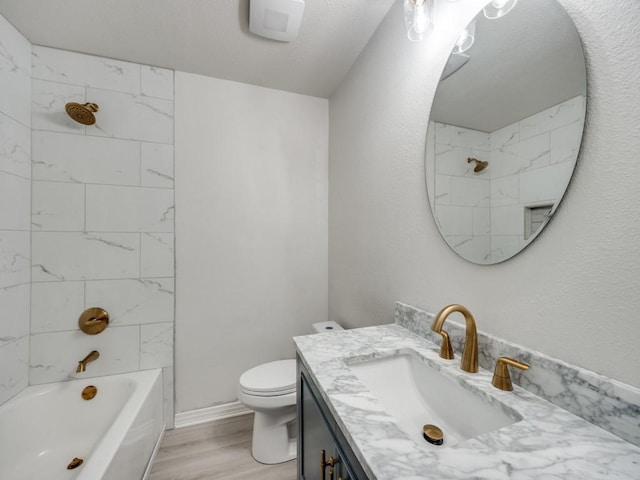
top-left (0, 0), bottom-right (396, 98)
top-left (431, 0), bottom-right (586, 132)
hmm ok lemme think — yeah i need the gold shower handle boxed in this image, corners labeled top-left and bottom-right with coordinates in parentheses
top-left (78, 307), bottom-right (109, 335)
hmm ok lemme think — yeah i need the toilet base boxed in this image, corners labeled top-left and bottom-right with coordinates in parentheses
top-left (251, 406), bottom-right (297, 464)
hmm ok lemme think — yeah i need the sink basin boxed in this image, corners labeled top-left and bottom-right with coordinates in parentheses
top-left (347, 350), bottom-right (521, 447)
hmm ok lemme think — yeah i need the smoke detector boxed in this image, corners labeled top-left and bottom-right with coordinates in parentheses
top-left (249, 0), bottom-right (305, 42)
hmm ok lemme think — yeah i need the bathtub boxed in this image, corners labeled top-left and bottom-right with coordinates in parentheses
top-left (0, 369), bottom-right (165, 480)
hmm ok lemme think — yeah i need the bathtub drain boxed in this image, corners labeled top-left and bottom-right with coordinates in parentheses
top-left (67, 457), bottom-right (84, 470)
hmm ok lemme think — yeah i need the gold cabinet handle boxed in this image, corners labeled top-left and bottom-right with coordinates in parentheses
top-left (492, 356), bottom-right (529, 391)
top-left (321, 450), bottom-right (340, 480)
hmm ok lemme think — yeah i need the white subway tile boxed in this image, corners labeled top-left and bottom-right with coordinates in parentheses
top-left (0, 337), bottom-right (29, 404)
top-left (32, 46), bottom-right (141, 94)
top-left (0, 172), bottom-right (30, 230)
top-left (519, 162), bottom-right (574, 203)
top-left (490, 175), bottom-right (519, 207)
top-left (550, 120), bottom-right (584, 165)
top-left (141, 66), bottom-right (174, 100)
top-left (490, 236), bottom-right (523, 263)
top-left (87, 88), bottom-right (174, 143)
top-left (491, 206), bottom-right (524, 236)
top-left (434, 174), bottom-right (451, 206)
top-left (85, 278), bottom-right (174, 326)
top-left (31, 281), bottom-right (85, 333)
top-left (0, 15), bottom-right (31, 127)
top-left (32, 181), bottom-right (84, 231)
top-left (0, 283), bottom-right (29, 347)
top-left (473, 207), bottom-right (491, 236)
top-left (140, 322), bottom-right (173, 369)
top-left (32, 232), bottom-right (140, 281)
top-left (141, 142), bottom-right (174, 188)
top-left (86, 185), bottom-right (174, 232)
top-left (0, 230), bottom-right (29, 288)
top-left (32, 79), bottom-right (86, 134)
top-left (141, 233), bottom-right (174, 277)
top-left (0, 112), bottom-right (31, 178)
top-left (162, 366), bottom-right (174, 429)
top-left (32, 131), bottom-right (141, 185)
top-left (450, 176), bottom-right (490, 207)
top-left (434, 205), bottom-right (473, 236)
top-left (449, 125), bottom-right (490, 149)
top-left (29, 326), bottom-right (140, 384)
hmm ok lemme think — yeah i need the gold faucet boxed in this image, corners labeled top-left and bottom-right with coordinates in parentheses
top-left (431, 304), bottom-right (478, 373)
top-left (76, 350), bottom-right (99, 373)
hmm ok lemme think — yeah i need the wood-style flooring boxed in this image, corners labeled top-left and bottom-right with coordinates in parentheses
top-left (149, 414), bottom-right (297, 480)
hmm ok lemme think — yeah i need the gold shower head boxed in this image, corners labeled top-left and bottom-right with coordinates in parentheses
top-left (65, 102), bottom-right (99, 125)
top-left (467, 157), bottom-right (488, 173)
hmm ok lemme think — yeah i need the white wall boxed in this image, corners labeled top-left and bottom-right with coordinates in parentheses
top-left (0, 13), bottom-right (31, 405)
top-left (329, 0), bottom-right (640, 387)
top-left (28, 47), bottom-right (175, 424)
top-left (175, 73), bottom-right (328, 412)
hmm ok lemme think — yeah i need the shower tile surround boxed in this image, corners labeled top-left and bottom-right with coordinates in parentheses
top-left (427, 96), bottom-right (584, 263)
top-left (0, 14), bottom-right (31, 406)
top-left (394, 302), bottom-right (640, 447)
top-left (29, 46), bottom-right (175, 426)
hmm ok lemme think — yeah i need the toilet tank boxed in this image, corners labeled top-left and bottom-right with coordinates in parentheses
top-left (312, 321), bottom-right (343, 333)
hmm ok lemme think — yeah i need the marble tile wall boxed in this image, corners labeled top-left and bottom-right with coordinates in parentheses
top-left (427, 96), bottom-right (585, 264)
top-left (489, 95), bottom-right (585, 262)
top-left (0, 14), bottom-right (31, 406)
top-left (428, 121), bottom-right (491, 263)
top-left (30, 46), bottom-right (175, 426)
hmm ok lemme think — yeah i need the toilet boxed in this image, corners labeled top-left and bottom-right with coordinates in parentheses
top-left (238, 321), bottom-right (343, 464)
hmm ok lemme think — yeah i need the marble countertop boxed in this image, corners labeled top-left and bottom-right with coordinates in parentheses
top-left (294, 324), bottom-right (640, 479)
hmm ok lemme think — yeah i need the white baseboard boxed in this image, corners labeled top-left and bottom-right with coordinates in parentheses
top-left (174, 401), bottom-right (252, 429)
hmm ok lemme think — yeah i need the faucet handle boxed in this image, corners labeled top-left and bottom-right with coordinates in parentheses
top-left (492, 356), bottom-right (529, 391)
top-left (436, 330), bottom-right (454, 360)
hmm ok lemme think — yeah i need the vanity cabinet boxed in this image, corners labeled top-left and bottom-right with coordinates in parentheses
top-left (297, 356), bottom-right (367, 480)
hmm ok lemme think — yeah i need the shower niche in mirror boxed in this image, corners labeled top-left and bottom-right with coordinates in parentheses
top-left (425, 0), bottom-right (586, 264)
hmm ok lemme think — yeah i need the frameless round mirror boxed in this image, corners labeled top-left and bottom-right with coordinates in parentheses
top-left (425, 0), bottom-right (586, 264)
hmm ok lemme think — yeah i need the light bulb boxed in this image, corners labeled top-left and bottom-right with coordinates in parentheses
top-left (452, 19), bottom-right (475, 54)
top-left (404, 0), bottom-right (432, 42)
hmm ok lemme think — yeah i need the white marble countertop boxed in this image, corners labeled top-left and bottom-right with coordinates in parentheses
top-left (294, 324), bottom-right (640, 479)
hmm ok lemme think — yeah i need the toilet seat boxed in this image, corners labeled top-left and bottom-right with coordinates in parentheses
top-left (239, 359), bottom-right (296, 397)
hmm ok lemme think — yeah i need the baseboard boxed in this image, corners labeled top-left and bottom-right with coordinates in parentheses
top-left (174, 401), bottom-right (252, 429)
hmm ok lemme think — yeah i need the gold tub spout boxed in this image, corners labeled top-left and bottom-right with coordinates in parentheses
top-left (76, 350), bottom-right (99, 373)
top-left (431, 305), bottom-right (478, 373)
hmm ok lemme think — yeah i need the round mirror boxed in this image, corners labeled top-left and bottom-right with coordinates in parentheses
top-left (425, 0), bottom-right (586, 264)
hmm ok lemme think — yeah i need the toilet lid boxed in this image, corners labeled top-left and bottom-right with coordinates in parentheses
top-left (239, 359), bottom-right (296, 396)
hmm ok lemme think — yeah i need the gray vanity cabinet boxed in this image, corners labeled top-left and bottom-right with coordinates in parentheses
top-left (297, 356), bottom-right (367, 480)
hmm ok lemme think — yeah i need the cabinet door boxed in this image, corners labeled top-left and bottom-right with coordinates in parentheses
top-left (299, 371), bottom-right (335, 480)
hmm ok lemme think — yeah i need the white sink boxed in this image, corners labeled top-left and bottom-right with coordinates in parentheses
top-left (347, 350), bottom-right (521, 447)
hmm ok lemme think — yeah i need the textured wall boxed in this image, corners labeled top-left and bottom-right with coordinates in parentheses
top-left (28, 47), bottom-right (175, 425)
top-left (175, 73), bottom-right (328, 412)
top-left (329, 0), bottom-right (640, 387)
top-left (0, 14), bottom-right (31, 406)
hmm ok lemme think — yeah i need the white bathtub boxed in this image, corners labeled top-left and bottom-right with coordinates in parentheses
top-left (0, 369), bottom-right (165, 480)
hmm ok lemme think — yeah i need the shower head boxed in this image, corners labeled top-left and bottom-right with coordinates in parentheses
top-left (467, 157), bottom-right (488, 173)
top-left (65, 102), bottom-right (99, 125)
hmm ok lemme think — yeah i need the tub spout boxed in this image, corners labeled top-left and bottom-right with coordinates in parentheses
top-left (76, 350), bottom-right (99, 373)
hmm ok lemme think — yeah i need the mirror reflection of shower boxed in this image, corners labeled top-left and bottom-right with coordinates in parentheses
top-left (467, 157), bottom-right (488, 173)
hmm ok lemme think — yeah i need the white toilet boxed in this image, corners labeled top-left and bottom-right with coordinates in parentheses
top-left (238, 321), bottom-right (343, 464)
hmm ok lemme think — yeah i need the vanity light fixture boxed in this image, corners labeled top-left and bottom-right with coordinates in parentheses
top-left (483, 0), bottom-right (519, 19)
top-left (404, 0), bottom-right (433, 42)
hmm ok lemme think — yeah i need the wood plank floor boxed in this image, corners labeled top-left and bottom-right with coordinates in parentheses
top-left (149, 414), bottom-right (297, 480)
